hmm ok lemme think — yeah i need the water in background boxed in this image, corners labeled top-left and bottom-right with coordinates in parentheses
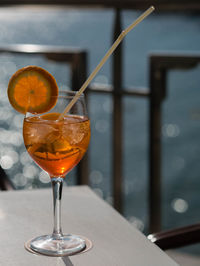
top-left (0, 7), bottom-right (200, 245)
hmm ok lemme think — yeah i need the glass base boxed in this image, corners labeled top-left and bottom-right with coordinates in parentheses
top-left (29, 234), bottom-right (86, 256)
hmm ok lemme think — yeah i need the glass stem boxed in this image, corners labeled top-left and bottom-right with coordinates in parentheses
top-left (51, 177), bottom-right (63, 238)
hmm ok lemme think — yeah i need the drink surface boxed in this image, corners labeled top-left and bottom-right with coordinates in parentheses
top-left (23, 113), bottom-right (90, 178)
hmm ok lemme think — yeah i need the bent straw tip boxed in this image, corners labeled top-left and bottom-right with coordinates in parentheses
top-left (150, 6), bottom-right (155, 11)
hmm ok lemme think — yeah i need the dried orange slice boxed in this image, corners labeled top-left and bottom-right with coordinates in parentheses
top-left (7, 66), bottom-right (58, 114)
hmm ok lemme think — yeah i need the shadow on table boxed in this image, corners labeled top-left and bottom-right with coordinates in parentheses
top-left (62, 256), bottom-right (74, 266)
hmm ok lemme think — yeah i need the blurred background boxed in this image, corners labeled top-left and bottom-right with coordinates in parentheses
top-left (0, 2), bottom-right (200, 256)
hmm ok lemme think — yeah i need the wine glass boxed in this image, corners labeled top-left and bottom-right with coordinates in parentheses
top-left (23, 90), bottom-right (90, 256)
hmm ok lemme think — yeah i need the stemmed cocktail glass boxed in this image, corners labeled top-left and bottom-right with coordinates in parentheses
top-left (23, 90), bottom-right (90, 256)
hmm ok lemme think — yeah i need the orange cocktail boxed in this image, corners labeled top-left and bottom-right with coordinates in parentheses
top-left (23, 113), bottom-right (90, 177)
top-left (22, 90), bottom-right (90, 256)
top-left (7, 66), bottom-right (91, 256)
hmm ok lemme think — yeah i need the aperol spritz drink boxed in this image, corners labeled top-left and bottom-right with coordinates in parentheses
top-left (7, 66), bottom-right (91, 256)
top-left (23, 91), bottom-right (90, 256)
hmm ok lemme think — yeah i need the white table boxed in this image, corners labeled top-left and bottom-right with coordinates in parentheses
top-left (0, 186), bottom-right (179, 266)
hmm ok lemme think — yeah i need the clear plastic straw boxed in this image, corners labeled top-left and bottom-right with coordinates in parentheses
top-left (59, 6), bottom-right (155, 119)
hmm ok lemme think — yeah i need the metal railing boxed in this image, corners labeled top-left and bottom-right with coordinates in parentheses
top-left (0, 0), bottom-right (200, 11)
top-left (149, 52), bottom-right (200, 232)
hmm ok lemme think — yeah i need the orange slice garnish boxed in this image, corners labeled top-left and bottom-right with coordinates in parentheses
top-left (7, 66), bottom-right (58, 114)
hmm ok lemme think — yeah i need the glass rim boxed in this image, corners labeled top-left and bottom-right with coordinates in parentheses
top-left (27, 90), bottom-right (84, 98)
top-left (24, 90), bottom-right (87, 118)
